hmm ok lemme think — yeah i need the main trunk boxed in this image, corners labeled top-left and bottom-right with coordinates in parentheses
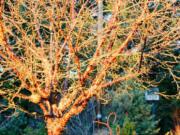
top-left (43, 90), bottom-right (91, 135)
top-left (46, 117), bottom-right (66, 135)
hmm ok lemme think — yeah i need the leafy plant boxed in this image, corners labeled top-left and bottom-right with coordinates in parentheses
top-left (0, 110), bottom-right (47, 135)
top-left (103, 90), bottom-right (159, 135)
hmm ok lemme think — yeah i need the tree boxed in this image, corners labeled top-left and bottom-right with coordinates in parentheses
top-left (0, 0), bottom-right (179, 135)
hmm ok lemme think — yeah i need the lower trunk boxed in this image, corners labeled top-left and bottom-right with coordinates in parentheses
top-left (174, 125), bottom-right (180, 135)
top-left (46, 117), bottom-right (66, 135)
top-left (173, 109), bottom-right (180, 135)
top-left (44, 92), bottom-right (90, 135)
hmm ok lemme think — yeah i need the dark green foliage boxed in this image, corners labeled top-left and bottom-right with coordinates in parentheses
top-left (148, 45), bottom-right (180, 134)
top-left (156, 75), bottom-right (180, 134)
top-left (157, 99), bottom-right (180, 134)
top-left (113, 116), bottom-right (136, 135)
top-left (121, 116), bottom-right (136, 135)
top-left (23, 122), bottom-right (47, 135)
top-left (102, 90), bottom-right (159, 135)
top-left (0, 111), bottom-right (47, 135)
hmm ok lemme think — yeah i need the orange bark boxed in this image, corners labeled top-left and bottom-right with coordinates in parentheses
top-left (43, 94), bottom-right (89, 135)
top-left (46, 118), bottom-right (64, 135)
top-left (173, 109), bottom-right (180, 135)
top-left (45, 106), bottom-right (86, 135)
top-left (174, 125), bottom-right (180, 135)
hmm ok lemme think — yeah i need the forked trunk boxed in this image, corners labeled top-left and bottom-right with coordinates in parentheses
top-left (42, 91), bottom-right (89, 135)
top-left (46, 117), bottom-right (66, 135)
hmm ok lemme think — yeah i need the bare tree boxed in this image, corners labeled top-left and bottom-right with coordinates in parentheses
top-left (0, 0), bottom-right (179, 135)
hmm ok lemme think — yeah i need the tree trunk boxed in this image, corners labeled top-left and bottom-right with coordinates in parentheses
top-left (42, 91), bottom-right (90, 135)
top-left (45, 117), bottom-right (66, 135)
top-left (173, 108), bottom-right (180, 135)
top-left (174, 125), bottom-right (180, 135)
